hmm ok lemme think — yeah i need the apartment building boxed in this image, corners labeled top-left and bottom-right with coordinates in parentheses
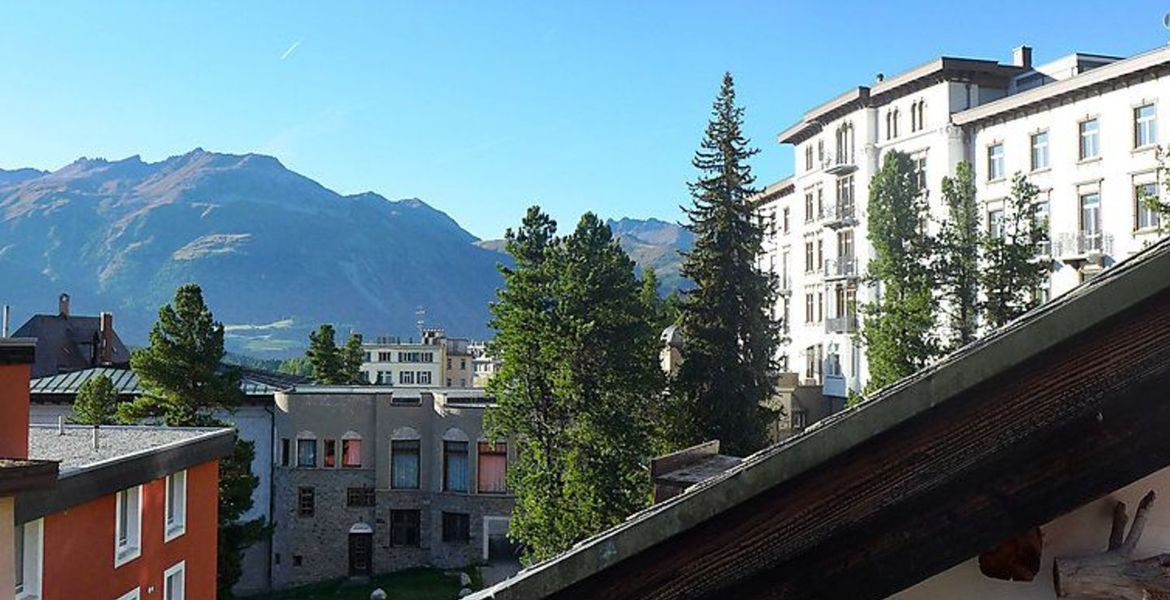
top-left (761, 44), bottom-right (1170, 399)
top-left (362, 328), bottom-right (495, 389)
top-left (270, 387), bottom-right (514, 590)
top-left (3, 338), bottom-right (235, 600)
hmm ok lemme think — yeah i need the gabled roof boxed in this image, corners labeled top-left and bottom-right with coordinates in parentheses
top-left (12, 314), bottom-right (130, 377)
top-left (470, 236), bottom-right (1170, 600)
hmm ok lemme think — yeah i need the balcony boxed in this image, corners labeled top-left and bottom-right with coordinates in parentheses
top-left (1055, 231), bottom-right (1112, 265)
top-left (824, 152), bottom-right (857, 175)
top-left (824, 257), bottom-right (859, 281)
top-left (778, 276), bottom-right (792, 297)
top-left (823, 202), bottom-right (858, 229)
top-left (826, 313), bottom-right (858, 334)
top-left (823, 354), bottom-right (847, 398)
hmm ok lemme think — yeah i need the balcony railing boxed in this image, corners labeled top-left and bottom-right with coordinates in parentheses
top-left (824, 256), bottom-right (859, 281)
top-left (823, 202), bottom-right (858, 229)
top-left (1055, 231), bottom-right (1113, 263)
top-left (826, 313), bottom-right (858, 334)
top-left (824, 151), bottom-right (857, 175)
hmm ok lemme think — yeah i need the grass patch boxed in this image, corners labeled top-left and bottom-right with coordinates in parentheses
top-left (246, 567), bottom-right (476, 600)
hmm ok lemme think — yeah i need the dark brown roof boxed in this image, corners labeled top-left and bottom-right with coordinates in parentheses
top-left (12, 314), bottom-right (130, 378)
top-left (471, 235), bottom-right (1170, 600)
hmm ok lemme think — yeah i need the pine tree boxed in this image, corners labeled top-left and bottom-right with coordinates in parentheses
top-left (485, 207), bottom-right (570, 561)
top-left (668, 73), bottom-right (779, 457)
top-left (980, 173), bottom-right (1049, 328)
top-left (486, 209), bottom-right (663, 563)
top-left (72, 373), bottom-right (118, 425)
top-left (861, 151), bottom-right (939, 392)
top-left (118, 284), bottom-right (265, 598)
top-left (342, 332), bottom-right (366, 384)
top-left (306, 324), bottom-right (343, 384)
top-left (640, 267), bottom-right (680, 333)
top-left (934, 161), bottom-right (980, 350)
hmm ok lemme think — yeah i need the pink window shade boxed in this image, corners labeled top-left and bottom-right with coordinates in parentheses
top-left (342, 440), bottom-right (362, 468)
top-left (477, 442), bottom-right (507, 493)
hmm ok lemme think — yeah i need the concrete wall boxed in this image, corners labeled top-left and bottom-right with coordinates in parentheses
top-left (0, 496), bottom-right (14, 600)
top-left (891, 465), bottom-right (1170, 599)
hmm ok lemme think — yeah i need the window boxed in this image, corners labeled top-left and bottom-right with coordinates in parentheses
top-left (297, 487), bottom-right (315, 517)
top-left (477, 442), bottom-right (508, 494)
top-left (296, 438), bottom-right (317, 467)
top-left (836, 175), bottom-right (854, 215)
top-left (342, 438), bottom-right (362, 468)
top-left (1081, 192), bottom-right (1102, 250)
top-left (1136, 182), bottom-right (1162, 230)
top-left (817, 140), bottom-right (824, 163)
top-left (988, 208), bottom-right (1005, 239)
top-left (115, 486), bottom-right (142, 567)
top-left (163, 561), bottom-right (186, 600)
top-left (280, 438), bottom-right (290, 466)
top-left (323, 439), bottom-right (337, 468)
top-left (391, 439), bottom-right (420, 489)
top-left (377, 351), bottom-right (393, 362)
top-left (988, 144), bottom-right (1004, 180)
top-left (444, 441), bottom-right (469, 493)
top-left (1035, 200), bottom-right (1051, 257)
top-left (116, 589), bottom-right (142, 600)
top-left (913, 155), bottom-right (927, 192)
top-left (13, 519), bottom-right (42, 599)
top-left (390, 510), bottom-right (421, 547)
top-left (816, 290), bottom-right (824, 322)
top-left (837, 230), bottom-right (854, 259)
top-left (804, 192), bottom-right (814, 222)
top-left (792, 410), bottom-right (808, 430)
top-left (399, 371), bottom-right (415, 385)
top-left (1079, 118), bottom-right (1100, 160)
top-left (816, 238), bottom-right (824, 271)
top-left (447, 357), bottom-right (452, 369)
top-left (292, 555), bottom-right (303, 567)
top-left (418, 371), bottom-right (432, 385)
top-left (782, 207), bottom-right (790, 233)
top-left (1135, 104), bottom-right (1156, 148)
top-left (346, 487), bottom-right (376, 507)
top-left (460, 378), bottom-right (467, 387)
top-left (165, 470), bottom-right (187, 542)
top-left (805, 146), bottom-right (813, 170)
top-left (442, 512), bottom-right (471, 543)
top-left (1030, 131), bottom-right (1049, 171)
top-left (804, 241), bottom-right (814, 273)
top-left (804, 292), bottom-right (814, 324)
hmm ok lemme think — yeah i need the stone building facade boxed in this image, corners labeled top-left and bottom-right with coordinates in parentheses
top-left (270, 387), bottom-right (515, 590)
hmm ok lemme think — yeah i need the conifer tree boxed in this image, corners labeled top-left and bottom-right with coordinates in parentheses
top-left (486, 208), bottom-right (663, 563)
top-left (306, 324), bottom-right (343, 384)
top-left (980, 173), bottom-right (1049, 328)
top-left (117, 284), bottom-right (265, 598)
top-left (861, 151), bottom-right (938, 392)
top-left (640, 267), bottom-right (680, 333)
top-left (668, 73), bottom-right (779, 457)
top-left (342, 332), bottom-right (366, 384)
top-left (934, 162), bottom-right (981, 350)
top-left (72, 373), bottom-right (119, 425)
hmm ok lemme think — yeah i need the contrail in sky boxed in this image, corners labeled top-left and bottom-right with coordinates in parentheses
top-left (280, 40), bottom-right (302, 60)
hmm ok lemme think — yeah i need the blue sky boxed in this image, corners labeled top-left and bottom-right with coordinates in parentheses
top-left (1, 2), bottom-right (1167, 239)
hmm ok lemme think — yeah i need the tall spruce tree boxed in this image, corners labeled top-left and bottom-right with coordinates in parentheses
top-left (980, 173), bottom-right (1049, 328)
top-left (117, 284), bottom-right (265, 598)
top-left (861, 151), bottom-right (939, 392)
top-left (668, 73), bottom-right (779, 457)
top-left (640, 267), bottom-right (680, 333)
top-left (306, 324), bottom-right (343, 383)
top-left (486, 208), bottom-right (663, 563)
top-left (342, 332), bottom-right (366, 384)
top-left (934, 161), bottom-right (981, 350)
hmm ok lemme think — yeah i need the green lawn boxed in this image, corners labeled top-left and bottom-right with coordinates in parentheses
top-left (246, 567), bottom-right (481, 600)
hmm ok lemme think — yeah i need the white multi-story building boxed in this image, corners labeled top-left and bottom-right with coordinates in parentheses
top-left (761, 44), bottom-right (1169, 400)
top-left (361, 335), bottom-right (444, 387)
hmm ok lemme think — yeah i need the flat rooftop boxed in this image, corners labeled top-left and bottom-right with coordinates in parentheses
top-left (29, 424), bottom-right (231, 474)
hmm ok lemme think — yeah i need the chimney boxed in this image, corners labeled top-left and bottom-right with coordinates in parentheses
top-left (1013, 45), bottom-right (1033, 70)
top-left (100, 312), bottom-right (115, 365)
top-left (59, 293), bottom-right (70, 318)
top-left (2, 304), bottom-right (9, 337)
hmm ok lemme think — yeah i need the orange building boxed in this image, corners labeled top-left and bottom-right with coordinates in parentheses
top-left (4, 338), bottom-right (234, 600)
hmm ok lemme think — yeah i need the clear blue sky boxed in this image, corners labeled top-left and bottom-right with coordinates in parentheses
top-left (1, 1), bottom-right (1167, 239)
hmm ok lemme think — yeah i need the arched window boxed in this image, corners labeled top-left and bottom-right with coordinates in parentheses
top-left (918, 101), bottom-right (926, 130)
top-left (442, 428), bottom-right (470, 493)
top-left (390, 427), bottom-right (420, 489)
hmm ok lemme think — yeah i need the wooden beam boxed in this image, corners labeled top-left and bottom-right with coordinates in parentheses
top-left (547, 289), bottom-right (1170, 600)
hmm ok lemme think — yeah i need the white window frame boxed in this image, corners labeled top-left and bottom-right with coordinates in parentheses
top-left (115, 589), bottom-right (142, 600)
top-left (1030, 131), bottom-right (1049, 171)
top-left (988, 143), bottom-right (1004, 181)
top-left (114, 485), bottom-right (143, 568)
top-left (163, 560), bottom-right (186, 600)
top-left (1079, 118), bottom-right (1100, 160)
top-left (1135, 103), bottom-right (1157, 148)
top-left (14, 519), bottom-right (43, 600)
top-left (165, 470), bottom-right (188, 542)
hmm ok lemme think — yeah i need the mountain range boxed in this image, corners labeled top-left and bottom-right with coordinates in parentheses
top-left (0, 149), bottom-right (690, 357)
